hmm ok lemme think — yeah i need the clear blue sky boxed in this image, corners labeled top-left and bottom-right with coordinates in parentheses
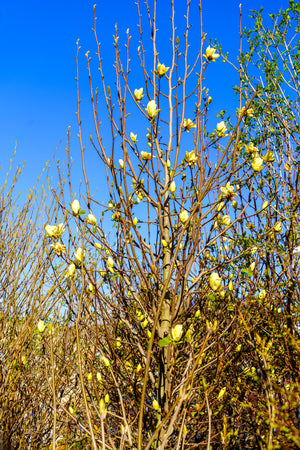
top-left (0, 0), bottom-right (287, 199)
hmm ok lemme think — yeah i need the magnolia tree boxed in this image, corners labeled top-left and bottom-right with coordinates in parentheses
top-left (39, 1), bottom-right (300, 448)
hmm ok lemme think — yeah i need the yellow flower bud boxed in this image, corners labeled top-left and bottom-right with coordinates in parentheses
top-left (87, 373), bottom-right (92, 381)
top-left (71, 199), bottom-right (81, 215)
top-left (274, 221), bottom-right (282, 233)
top-left (105, 394), bottom-right (109, 403)
top-left (88, 214), bottom-right (97, 226)
top-left (37, 320), bottom-right (45, 333)
top-left (228, 280), bottom-right (234, 291)
top-left (96, 372), bottom-right (102, 382)
top-left (216, 201), bottom-right (225, 212)
top-left (161, 239), bottom-right (168, 247)
top-left (217, 387), bottom-right (226, 400)
top-left (152, 399), bottom-right (160, 411)
top-left (249, 262), bottom-right (255, 272)
top-left (146, 100), bottom-right (158, 118)
top-left (134, 87), bottom-right (144, 101)
top-left (130, 132), bottom-right (137, 144)
top-left (75, 247), bottom-right (85, 263)
top-left (119, 159), bottom-right (124, 169)
top-left (102, 356), bottom-right (111, 367)
top-left (171, 324), bottom-right (183, 342)
top-left (99, 398), bottom-right (107, 419)
top-left (170, 180), bottom-right (176, 194)
top-left (107, 257), bottom-right (114, 268)
top-left (179, 210), bottom-right (189, 224)
top-left (141, 319), bottom-right (148, 329)
top-left (258, 290), bottom-right (266, 300)
top-left (262, 201), bottom-right (269, 210)
top-left (65, 263), bottom-right (76, 279)
top-left (210, 272), bottom-right (221, 291)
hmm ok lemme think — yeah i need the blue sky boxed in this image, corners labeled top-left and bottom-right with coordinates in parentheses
top-left (0, 0), bottom-right (287, 200)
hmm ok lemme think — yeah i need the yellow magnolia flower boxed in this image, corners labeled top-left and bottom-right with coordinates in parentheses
top-left (228, 280), bottom-right (234, 291)
top-left (237, 106), bottom-right (254, 118)
top-left (170, 180), bottom-right (176, 194)
top-left (244, 142), bottom-right (259, 154)
top-left (141, 318), bottom-right (148, 328)
top-left (171, 324), bottom-right (183, 342)
top-left (258, 290), bottom-right (266, 300)
top-left (210, 272), bottom-right (221, 291)
top-left (87, 283), bottom-right (94, 294)
top-left (107, 257), bottom-right (114, 268)
top-left (75, 247), bottom-right (85, 263)
top-left (102, 356), bottom-right (111, 367)
top-left (50, 242), bottom-right (66, 256)
top-left (99, 398), bottom-right (107, 419)
top-left (262, 151), bottom-right (275, 162)
top-left (141, 151), bottom-right (152, 160)
top-left (185, 150), bottom-right (197, 166)
top-left (37, 320), bottom-right (45, 333)
top-left (130, 132), bottom-right (137, 144)
top-left (203, 46), bottom-right (220, 62)
top-left (65, 263), bottom-right (76, 279)
top-left (249, 262), bottom-right (255, 272)
top-left (45, 223), bottom-right (65, 239)
top-left (221, 182), bottom-right (237, 200)
top-left (251, 156), bottom-right (263, 172)
top-left (87, 373), bottom-right (92, 381)
top-left (135, 363), bottom-right (142, 374)
top-left (119, 159), bottom-right (124, 169)
top-left (146, 100), bottom-right (159, 118)
top-left (88, 214), bottom-right (97, 226)
top-left (216, 201), bottom-right (225, 212)
top-left (179, 210), bottom-right (189, 224)
top-left (216, 121), bottom-right (228, 137)
top-left (71, 199), bottom-right (81, 215)
top-left (133, 216), bottom-right (138, 226)
top-left (183, 118), bottom-right (196, 133)
top-left (156, 63), bottom-right (169, 77)
top-left (207, 96), bottom-right (212, 105)
top-left (152, 399), bottom-right (160, 411)
top-left (217, 387), bottom-right (226, 400)
top-left (134, 87), bottom-right (144, 101)
top-left (232, 200), bottom-right (238, 208)
top-left (274, 221), bottom-right (282, 233)
top-left (97, 372), bottom-right (102, 382)
top-left (222, 215), bottom-right (231, 226)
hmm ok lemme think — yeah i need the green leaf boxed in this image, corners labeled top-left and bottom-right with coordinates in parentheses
top-left (79, 210), bottom-right (86, 215)
top-left (158, 337), bottom-right (172, 347)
